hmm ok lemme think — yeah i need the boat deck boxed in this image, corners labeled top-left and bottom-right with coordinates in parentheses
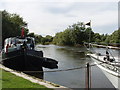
top-left (87, 53), bottom-right (120, 89)
top-left (87, 53), bottom-right (120, 65)
top-left (87, 53), bottom-right (120, 74)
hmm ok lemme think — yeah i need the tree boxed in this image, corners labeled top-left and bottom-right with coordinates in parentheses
top-left (35, 35), bottom-right (43, 44)
top-left (84, 27), bottom-right (94, 43)
top-left (107, 29), bottom-right (120, 46)
top-left (45, 35), bottom-right (53, 42)
top-left (93, 33), bottom-right (101, 43)
top-left (53, 22), bottom-right (92, 46)
top-left (27, 33), bottom-right (35, 37)
top-left (2, 10), bottom-right (28, 47)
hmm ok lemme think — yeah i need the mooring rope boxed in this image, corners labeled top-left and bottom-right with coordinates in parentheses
top-left (0, 62), bottom-right (105, 73)
top-left (0, 53), bottom-right (119, 73)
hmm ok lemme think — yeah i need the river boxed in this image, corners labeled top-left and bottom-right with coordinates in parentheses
top-left (36, 44), bottom-right (119, 88)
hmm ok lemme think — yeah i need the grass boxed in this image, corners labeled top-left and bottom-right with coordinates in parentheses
top-left (1, 68), bottom-right (52, 89)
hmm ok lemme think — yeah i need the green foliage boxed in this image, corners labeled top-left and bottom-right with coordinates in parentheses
top-left (46, 35), bottom-right (53, 42)
top-left (53, 22), bottom-right (94, 46)
top-left (27, 32), bottom-right (35, 37)
top-left (35, 35), bottom-right (43, 44)
top-left (109, 30), bottom-right (120, 43)
top-left (52, 22), bottom-right (120, 46)
top-left (35, 35), bottom-right (53, 45)
top-left (27, 32), bottom-right (53, 45)
top-left (41, 38), bottom-right (48, 45)
top-left (40, 35), bottom-right (53, 45)
top-left (93, 33), bottom-right (102, 42)
top-left (91, 30), bottom-right (120, 46)
top-left (2, 10), bottom-right (28, 47)
top-left (104, 29), bottom-right (120, 46)
top-left (84, 27), bottom-right (94, 42)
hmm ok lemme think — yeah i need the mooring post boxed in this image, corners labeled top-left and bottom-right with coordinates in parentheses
top-left (86, 62), bottom-right (90, 90)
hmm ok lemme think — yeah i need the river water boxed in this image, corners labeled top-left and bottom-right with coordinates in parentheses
top-left (36, 44), bottom-right (119, 88)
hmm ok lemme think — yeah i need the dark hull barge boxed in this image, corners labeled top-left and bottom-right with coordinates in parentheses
top-left (2, 49), bottom-right (58, 70)
top-left (1, 35), bottom-right (58, 79)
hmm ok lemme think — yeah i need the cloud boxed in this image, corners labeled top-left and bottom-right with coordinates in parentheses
top-left (0, 0), bottom-right (119, 2)
top-left (0, 1), bottom-right (118, 36)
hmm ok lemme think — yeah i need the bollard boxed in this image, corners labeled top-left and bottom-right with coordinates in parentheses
top-left (86, 62), bottom-right (91, 90)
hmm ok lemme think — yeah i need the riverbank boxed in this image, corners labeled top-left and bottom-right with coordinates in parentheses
top-left (37, 43), bottom-right (120, 50)
top-left (90, 43), bottom-right (120, 50)
top-left (1, 68), bottom-right (50, 89)
top-left (0, 64), bottom-right (69, 89)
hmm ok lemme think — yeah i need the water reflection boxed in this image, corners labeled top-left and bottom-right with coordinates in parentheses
top-left (36, 45), bottom-right (117, 88)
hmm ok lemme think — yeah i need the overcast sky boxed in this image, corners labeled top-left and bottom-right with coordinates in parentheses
top-left (0, 0), bottom-right (119, 36)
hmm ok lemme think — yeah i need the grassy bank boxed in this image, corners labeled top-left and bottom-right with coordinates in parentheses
top-left (1, 68), bottom-right (52, 89)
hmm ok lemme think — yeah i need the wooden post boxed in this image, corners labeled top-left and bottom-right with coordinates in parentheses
top-left (86, 63), bottom-right (90, 90)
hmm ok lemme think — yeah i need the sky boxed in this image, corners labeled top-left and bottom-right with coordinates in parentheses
top-left (0, 0), bottom-right (119, 36)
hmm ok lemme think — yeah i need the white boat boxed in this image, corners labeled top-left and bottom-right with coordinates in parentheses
top-left (87, 53), bottom-right (120, 89)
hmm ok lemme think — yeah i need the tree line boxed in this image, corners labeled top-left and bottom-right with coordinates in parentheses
top-left (1, 10), bottom-right (120, 47)
top-left (52, 22), bottom-right (120, 47)
top-left (27, 32), bottom-right (53, 45)
top-left (28, 22), bottom-right (120, 47)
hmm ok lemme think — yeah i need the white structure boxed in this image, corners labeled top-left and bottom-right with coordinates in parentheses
top-left (87, 53), bottom-right (120, 89)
